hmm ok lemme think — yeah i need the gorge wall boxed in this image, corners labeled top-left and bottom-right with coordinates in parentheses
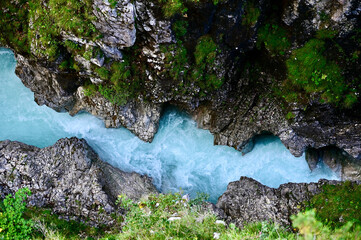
top-left (1, 1), bottom-right (361, 175)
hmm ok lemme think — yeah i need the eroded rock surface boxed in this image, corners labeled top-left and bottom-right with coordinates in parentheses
top-left (216, 177), bottom-right (345, 227)
top-left (0, 137), bottom-right (157, 225)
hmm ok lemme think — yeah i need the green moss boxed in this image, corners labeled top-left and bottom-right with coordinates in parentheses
top-left (285, 112), bottom-right (295, 120)
top-left (163, 43), bottom-right (188, 81)
top-left (157, 0), bottom-right (224, 18)
top-left (306, 181), bottom-right (361, 228)
top-left (109, 0), bottom-right (118, 9)
top-left (0, 0), bottom-right (30, 54)
top-left (83, 83), bottom-right (97, 97)
top-left (242, 1), bottom-right (261, 26)
top-left (193, 35), bottom-right (224, 91)
top-left (28, 0), bottom-right (97, 59)
top-left (157, 0), bottom-right (188, 18)
top-left (257, 24), bottom-right (290, 55)
top-left (172, 20), bottom-right (188, 39)
top-left (95, 67), bottom-right (110, 80)
top-left (285, 37), bottom-right (357, 108)
top-left (316, 29), bottom-right (338, 39)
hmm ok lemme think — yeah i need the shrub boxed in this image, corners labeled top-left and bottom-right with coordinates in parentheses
top-left (0, 188), bottom-right (33, 240)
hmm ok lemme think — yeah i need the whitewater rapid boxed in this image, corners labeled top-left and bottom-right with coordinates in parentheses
top-left (0, 48), bottom-right (338, 202)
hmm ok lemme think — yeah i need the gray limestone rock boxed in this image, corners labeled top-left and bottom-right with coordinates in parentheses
top-left (216, 177), bottom-right (343, 227)
top-left (70, 87), bottom-right (162, 142)
top-left (92, 0), bottom-right (136, 48)
top-left (0, 137), bottom-right (157, 225)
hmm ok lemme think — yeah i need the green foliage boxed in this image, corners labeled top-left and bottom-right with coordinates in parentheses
top-left (63, 40), bottom-right (81, 51)
top-left (257, 24), bottom-right (290, 55)
top-left (83, 83), bottom-right (97, 96)
top-left (193, 35), bottom-right (223, 91)
top-left (95, 67), bottom-right (110, 80)
top-left (114, 193), bottom-right (224, 239)
top-left (0, 0), bottom-right (30, 54)
top-left (285, 37), bottom-right (357, 108)
top-left (109, 0), bottom-right (118, 8)
top-left (306, 181), bottom-right (361, 228)
top-left (0, 188), bottom-right (33, 240)
top-left (172, 20), bottom-right (188, 39)
top-left (292, 209), bottom-right (361, 240)
top-left (316, 29), bottom-right (337, 39)
top-left (163, 43), bottom-right (188, 81)
top-left (242, 1), bottom-right (261, 26)
top-left (28, 0), bottom-right (97, 59)
top-left (285, 112), bottom-right (295, 120)
top-left (26, 207), bottom-right (105, 239)
top-left (157, 0), bottom-right (188, 18)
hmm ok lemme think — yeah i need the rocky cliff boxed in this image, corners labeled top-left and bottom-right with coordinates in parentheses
top-left (1, 0), bottom-right (361, 177)
top-left (0, 137), bottom-right (157, 225)
top-left (216, 176), bottom-right (360, 227)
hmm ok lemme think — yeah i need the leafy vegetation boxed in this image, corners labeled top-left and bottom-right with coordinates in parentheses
top-left (192, 35), bottom-right (223, 92)
top-left (0, 188), bottom-right (33, 239)
top-left (28, 0), bottom-right (97, 60)
top-left (257, 24), bottom-right (290, 55)
top-left (242, 1), bottom-right (261, 26)
top-left (0, 0), bottom-right (30, 54)
top-left (2, 189), bottom-right (361, 239)
top-left (172, 20), bottom-right (189, 39)
top-left (305, 181), bottom-right (361, 228)
top-left (285, 30), bottom-right (357, 108)
top-left (292, 209), bottom-right (361, 240)
top-left (157, 0), bottom-right (223, 18)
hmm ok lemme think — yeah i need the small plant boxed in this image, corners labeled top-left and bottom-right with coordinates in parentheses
top-left (0, 188), bottom-right (33, 239)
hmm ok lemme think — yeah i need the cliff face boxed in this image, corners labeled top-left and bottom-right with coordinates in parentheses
top-left (1, 0), bottom-right (361, 175)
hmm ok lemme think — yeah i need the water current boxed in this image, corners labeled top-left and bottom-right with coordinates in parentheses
top-left (0, 48), bottom-right (339, 202)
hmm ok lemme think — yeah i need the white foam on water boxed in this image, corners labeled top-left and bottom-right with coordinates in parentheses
top-left (0, 48), bottom-right (339, 202)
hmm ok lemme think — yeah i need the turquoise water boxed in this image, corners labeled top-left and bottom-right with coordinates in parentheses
top-left (0, 48), bottom-right (338, 202)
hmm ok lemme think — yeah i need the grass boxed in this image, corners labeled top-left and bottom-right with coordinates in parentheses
top-left (28, 0), bottom-right (97, 60)
top-left (2, 190), bottom-right (361, 239)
